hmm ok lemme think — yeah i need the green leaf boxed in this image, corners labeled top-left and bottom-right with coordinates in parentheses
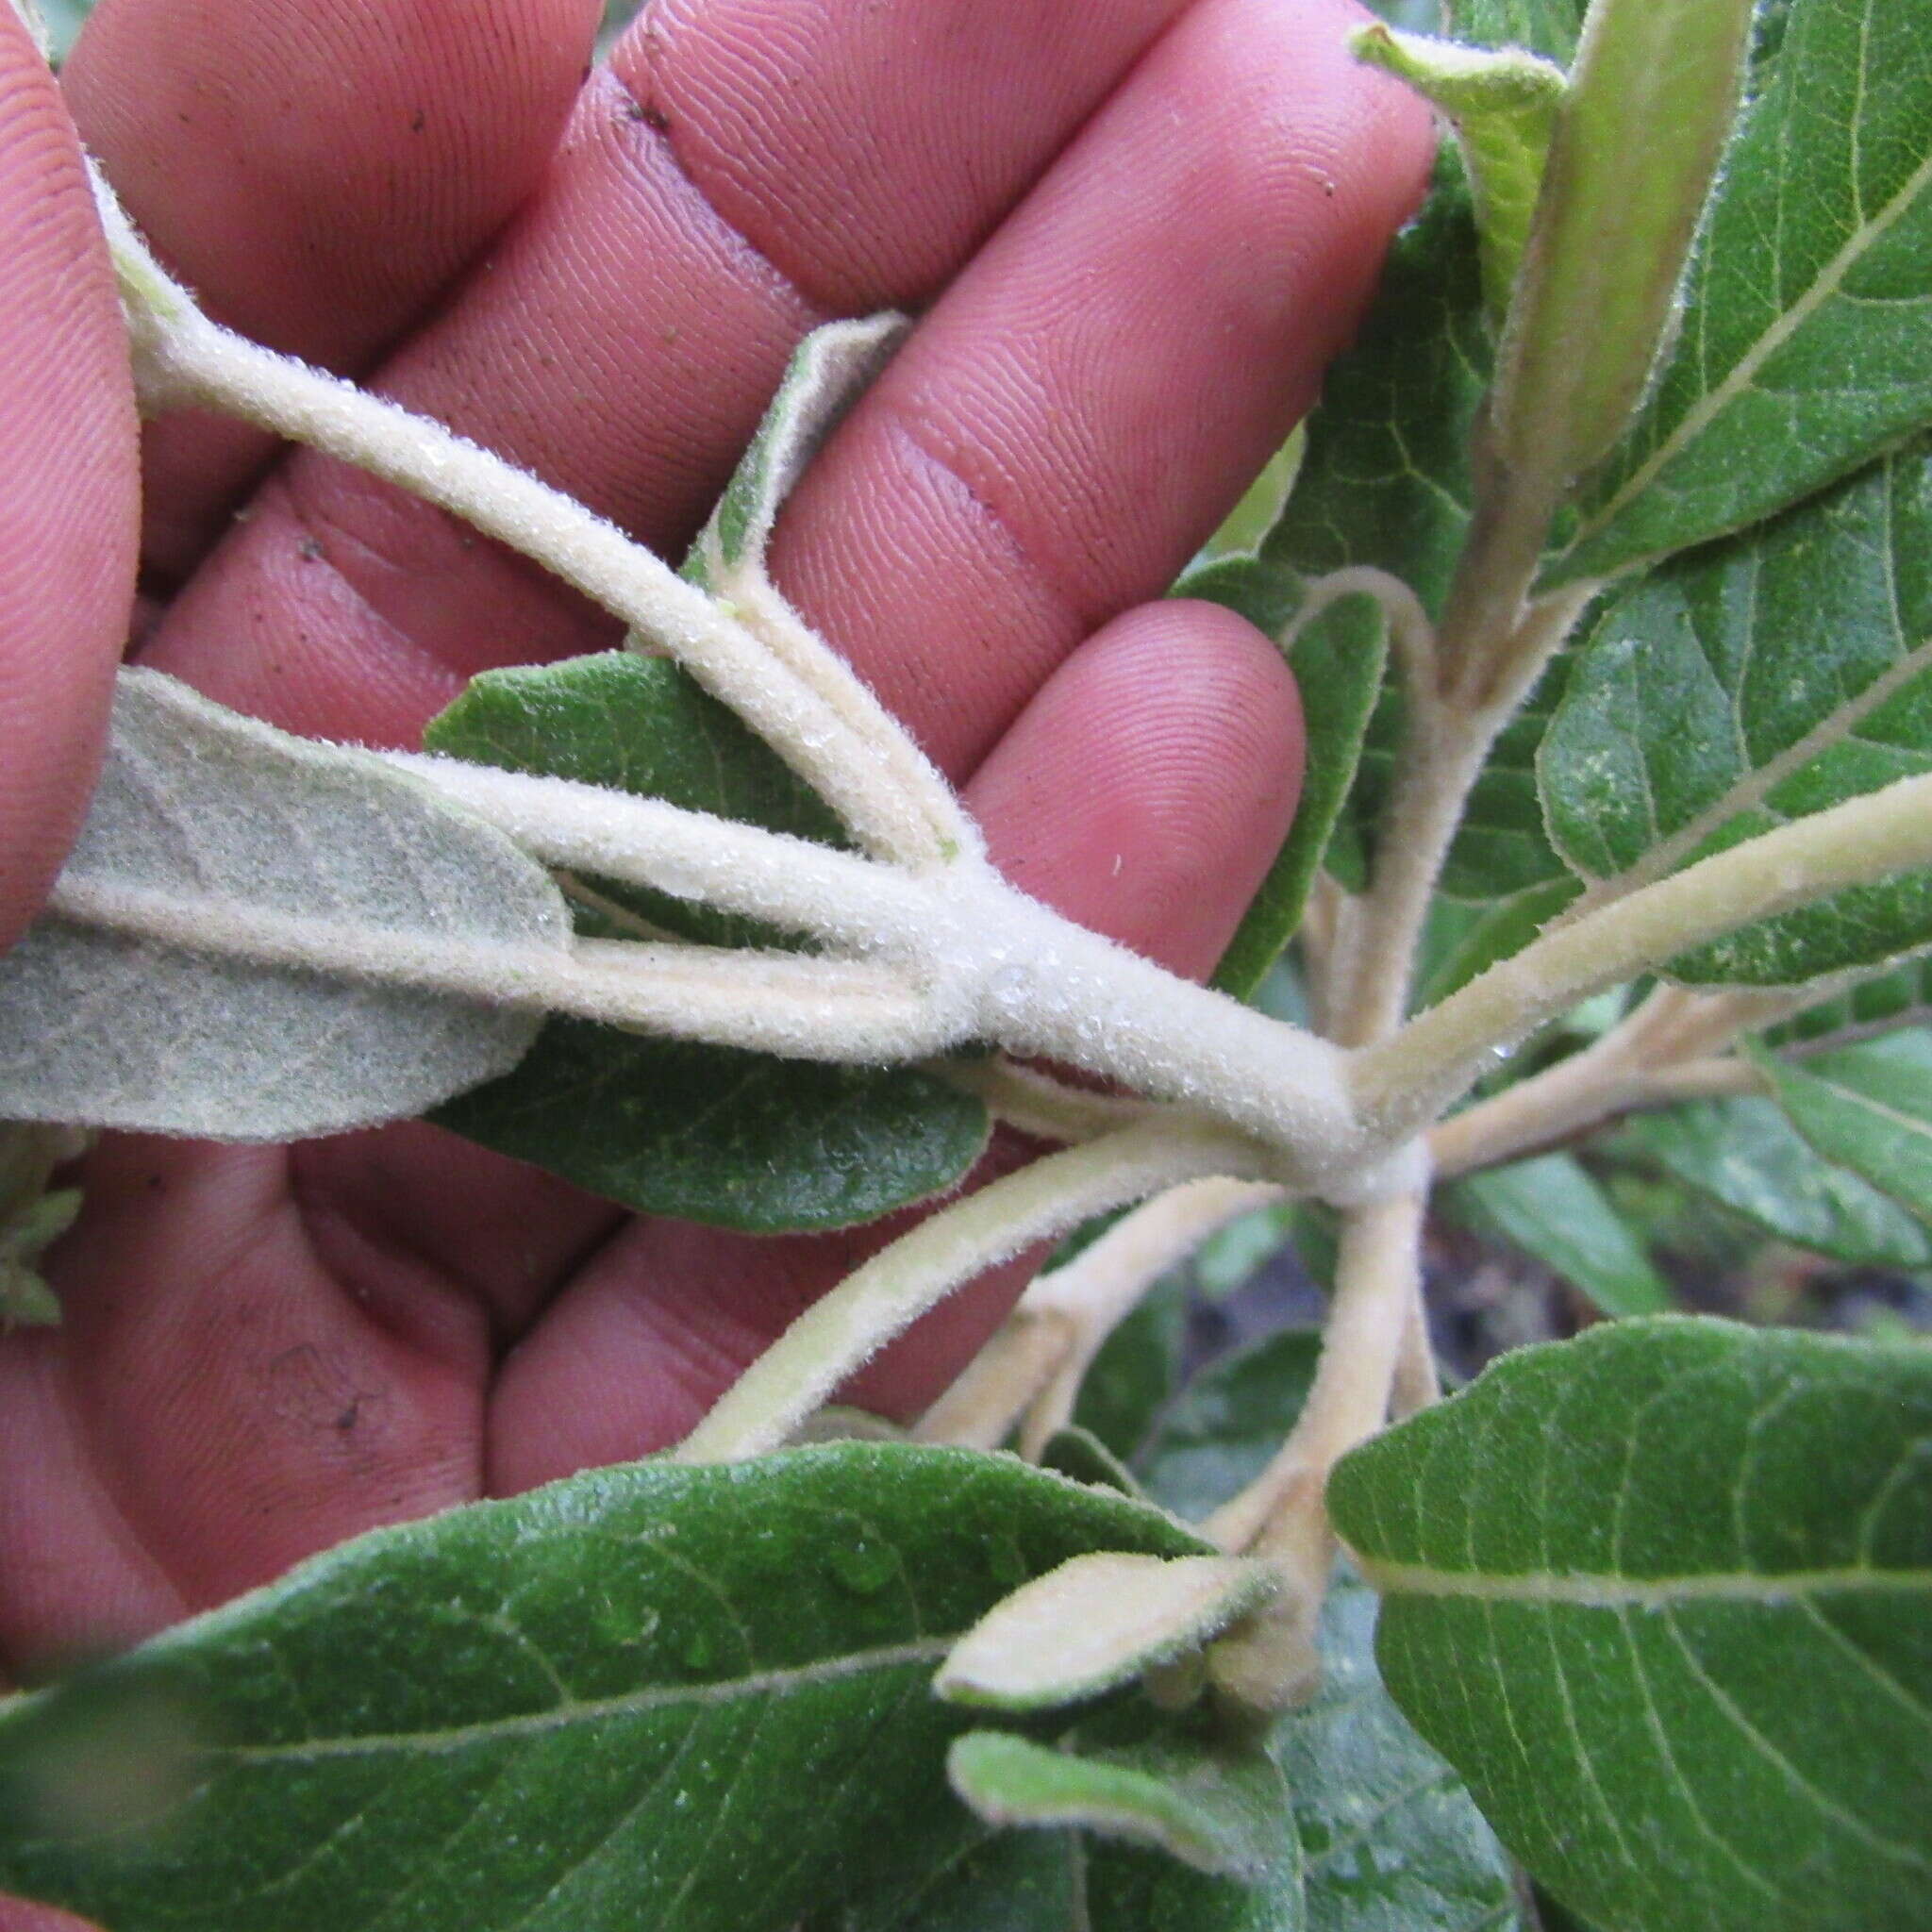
top-left (424, 649), bottom-right (842, 951)
top-left (1551, 0), bottom-right (1932, 583)
top-left (1614, 1094), bottom-right (1932, 1269)
top-left (947, 1716), bottom-right (1296, 1884)
top-left (1198, 433), bottom-right (1306, 563)
top-left (1352, 25), bottom-right (1564, 325)
top-left (1038, 1426), bottom-right (1146, 1499)
top-left (1761, 1030), bottom-right (1932, 1224)
top-left (0, 1444), bottom-right (1210, 1932)
top-left (0, 671), bottom-right (563, 1140)
top-left (424, 652), bottom-right (988, 1230)
top-left (1330, 1319), bottom-right (1932, 1932)
top-left (1442, 1153), bottom-right (1674, 1317)
top-left (430, 1018), bottom-right (990, 1233)
top-left (1540, 440), bottom-right (1932, 986)
top-left (1179, 561), bottom-right (1388, 994)
top-left (1132, 1333), bottom-right (1524, 1931)
top-left (1444, 0), bottom-right (1584, 62)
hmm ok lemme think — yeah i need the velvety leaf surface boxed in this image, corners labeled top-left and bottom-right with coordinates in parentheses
top-left (1614, 1095), bottom-right (1932, 1269)
top-left (1330, 1319), bottom-right (1932, 1932)
top-left (1442, 1154), bottom-right (1674, 1317)
top-left (1540, 440), bottom-right (1932, 985)
top-left (1550, 0), bottom-right (1932, 583)
top-left (1761, 1030), bottom-right (1932, 1224)
top-left (431, 1018), bottom-right (990, 1234)
top-left (423, 653), bottom-right (987, 1229)
top-left (0, 671), bottom-right (563, 1140)
top-left (1178, 560), bottom-right (1388, 994)
top-left (1133, 1332), bottom-right (1525, 1932)
top-left (0, 1446), bottom-right (1211, 1932)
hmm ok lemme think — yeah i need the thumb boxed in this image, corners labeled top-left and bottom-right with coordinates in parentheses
top-left (0, 5), bottom-right (139, 950)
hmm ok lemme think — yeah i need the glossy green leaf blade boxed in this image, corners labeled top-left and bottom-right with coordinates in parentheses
top-left (1552, 0), bottom-right (1932, 582)
top-left (430, 1018), bottom-right (990, 1233)
top-left (423, 652), bottom-right (987, 1229)
top-left (0, 671), bottom-right (563, 1140)
top-left (1330, 1319), bottom-right (1932, 1932)
top-left (0, 1445), bottom-right (1210, 1932)
top-left (425, 649), bottom-right (842, 950)
top-left (1762, 1030), bottom-right (1932, 1224)
top-left (1614, 1095), bottom-right (1932, 1269)
top-left (1179, 561), bottom-right (1388, 995)
top-left (1133, 1331), bottom-right (1524, 1932)
top-left (948, 1721), bottom-right (1295, 1883)
top-left (1442, 1153), bottom-right (1673, 1317)
top-left (1540, 440), bottom-right (1932, 986)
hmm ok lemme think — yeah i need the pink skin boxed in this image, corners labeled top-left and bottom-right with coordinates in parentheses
top-left (0, 0), bottom-right (1430, 1874)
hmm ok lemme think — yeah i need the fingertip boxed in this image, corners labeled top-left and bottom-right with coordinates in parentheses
top-left (0, 14), bottom-right (139, 950)
top-left (966, 597), bottom-right (1304, 984)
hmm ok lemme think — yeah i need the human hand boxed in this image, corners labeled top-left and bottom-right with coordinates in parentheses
top-left (0, 0), bottom-right (1430, 1712)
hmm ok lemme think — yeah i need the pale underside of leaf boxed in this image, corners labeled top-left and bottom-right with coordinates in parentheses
top-left (0, 671), bottom-right (565, 1140)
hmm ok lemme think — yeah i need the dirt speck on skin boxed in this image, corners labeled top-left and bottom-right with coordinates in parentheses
top-left (264, 1343), bottom-right (383, 1449)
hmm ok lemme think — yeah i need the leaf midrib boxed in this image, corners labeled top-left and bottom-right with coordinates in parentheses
top-left (219, 1635), bottom-right (951, 1765)
top-left (1356, 1559), bottom-right (1930, 1607)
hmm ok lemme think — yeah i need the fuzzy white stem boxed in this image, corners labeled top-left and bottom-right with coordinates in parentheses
top-left (938, 1058), bottom-right (1157, 1146)
top-left (1014, 1176), bottom-right (1287, 1457)
top-left (1205, 1189), bottom-right (1427, 1710)
top-left (1357, 771), bottom-right (1932, 1141)
top-left (913, 1310), bottom-right (1078, 1451)
top-left (126, 302), bottom-right (942, 868)
top-left (47, 875), bottom-right (946, 1060)
top-left (676, 1119), bottom-right (1286, 1463)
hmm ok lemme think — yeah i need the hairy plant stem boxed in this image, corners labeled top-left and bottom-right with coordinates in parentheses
top-left (1205, 1188), bottom-right (1428, 1711)
top-left (1355, 769), bottom-right (1932, 1142)
top-left (676, 1120), bottom-right (1287, 1462)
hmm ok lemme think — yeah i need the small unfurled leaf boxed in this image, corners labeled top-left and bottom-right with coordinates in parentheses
top-left (1761, 1030), bottom-right (1932, 1225)
top-left (947, 1717), bottom-right (1295, 1884)
top-left (1615, 1095), bottom-right (1932, 1269)
top-left (1541, 439), bottom-right (1932, 986)
top-left (1331, 1319), bottom-right (1932, 1932)
top-left (0, 670), bottom-right (565, 1140)
top-left (685, 312), bottom-right (908, 590)
top-left (0, 1444), bottom-right (1209, 1932)
top-left (1198, 432), bottom-right (1305, 563)
top-left (1353, 24), bottom-right (1565, 323)
top-left (1551, 0), bottom-right (1932, 582)
top-left (431, 1018), bottom-right (989, 1233)
top-left (1491, 0), bottom-right (1754, 487)
top-left (936, 1554), bottom-right (1275, 1713)
top-left (1180, 560), bottom-right (1388, 994)
top-left (1443, 1152), bottom-right (1674, 1316)
top-left (424, 652), bottom-right (988, 1231)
